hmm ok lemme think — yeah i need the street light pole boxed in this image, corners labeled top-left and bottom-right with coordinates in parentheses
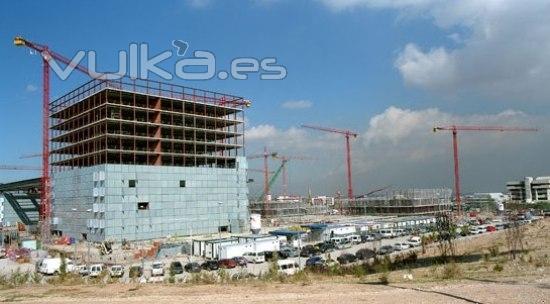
top-left (217, 202), bottom-right (223, 239)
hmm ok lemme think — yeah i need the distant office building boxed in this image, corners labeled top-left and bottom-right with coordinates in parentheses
top-left (506, 176), bottom-right (550, 203)
top-left (464, 193), bottom-right (508, 212)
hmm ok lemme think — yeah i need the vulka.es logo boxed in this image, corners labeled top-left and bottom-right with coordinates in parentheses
top-left (47, 41), bottom-right (287, 81)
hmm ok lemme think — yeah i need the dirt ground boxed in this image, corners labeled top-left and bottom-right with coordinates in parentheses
top-left (1, 219), bottom-right (549, 304)
top-left (1, 278), bottom-right (548, 304)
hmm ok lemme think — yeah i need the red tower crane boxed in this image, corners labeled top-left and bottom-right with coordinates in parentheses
top-left (272, 155), bottom-right (315, 196)
top-left (14, 36), bottom-right (100, 243)
top-left (433, 125), bottom-right (538, 215)
top-left (301, 124), bottom-right (358, 198)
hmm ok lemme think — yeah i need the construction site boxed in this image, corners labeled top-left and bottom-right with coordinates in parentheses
top-left (0, 37), bottom-right (541, 244)
top-left (1, 3), bottom-right (549, 301)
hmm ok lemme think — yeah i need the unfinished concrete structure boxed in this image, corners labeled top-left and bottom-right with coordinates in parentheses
top-left (249, 199), bottom-right (330, 218)
top-left (343, 188), bottom-right (452, 215)
top-left (49, 78), bottom-right (249, 242)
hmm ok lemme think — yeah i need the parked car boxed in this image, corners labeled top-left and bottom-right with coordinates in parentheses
top-left (305, 256), bottom-right (326, 268)
top-left (394, 229), bottom-right (406, 236)
top-left (486, 225), bottom-right (497, 232)
top-left (201, 260), bottom-right (220, 271)
top-left (407, 236), bottom-right (422, 247)
top-left (361, 234), bottom-right (375, 243)
top-left (184, 262), bottom-right (201, 273)
top-left (349, 234), bottom-right (362, 244)
top-left (277, 260), bottom-right (300, 275)
top-left (472, 226), bottom-right (485, 234)
top-left (76, 264), bottom-right (89, 276)
top-left (300, 245), bottom-right (320, 257)
top-left (66, 260), bottom-right (77, 273)
top-left (243, 251), bottom-right (265, 264)
top-left (377, 245), bottom-right (394, 255)
top-left (88, 264), bottom-right (104, 278)
top-left (495, 223), bottom-right (505, 230)
top-left (109, 264), bottom-right (124, 278)
top-left (218, 258), bottom-right (237, 269)
top-left (393, 242), bottom-right (411, 251)
top-left (279, 246), bottom-right (300, 258)
top-left (232, 256), bottom-right (248, 267)
top-left (170, 261), bottom-right (184, 274)
top-left (317, 241), bottom-right (335, 253)
top-left (331, 236), bottom-right (352, 249)
top-left (379, 229), bottom-right (394, 239)
top-left (355, 248), bottom-right (375, 260)
top-left (264, 251), bottom-right (278, 261)
top-left (151, 261), bottom-right (165, 276)
top-left (129, 265), bottom-right (143, 279)
top-left (337, 253), bottom-right (357, 265)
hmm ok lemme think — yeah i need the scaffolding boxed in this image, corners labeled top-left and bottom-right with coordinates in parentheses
top-left (342, 188), bottom-right (453, 215)
top-left (249, 200), bottom-right (330, 218)
top-left (49, 77), bottom-right (246, 170)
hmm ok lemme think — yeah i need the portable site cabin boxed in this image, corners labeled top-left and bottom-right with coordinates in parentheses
top-left (268, 229), bottom-right (305, 248)
top-left (192, 237), bottom-right (239, 259)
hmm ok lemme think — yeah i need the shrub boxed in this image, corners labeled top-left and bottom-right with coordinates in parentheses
top-left (378, 273), bottom-right (389, 285)
top-left (188, 272), bottom-right (217, 285)
top-left (493, 263), bottom-right (504, 272)
top-left (489, 245), bottom-right (499, 257)
top-left (440, 262), bottom-right (461, 280)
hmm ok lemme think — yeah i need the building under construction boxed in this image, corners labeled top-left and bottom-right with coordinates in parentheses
top-left (344, 188), bottom-right (453, 215)
top-left (49, 78), bottom-right (249, 242)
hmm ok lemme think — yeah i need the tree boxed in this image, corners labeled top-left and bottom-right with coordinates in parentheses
top-left (434, 213), bottom-right (458, 263)
top-left (505, 214), bottom-right (526, 260)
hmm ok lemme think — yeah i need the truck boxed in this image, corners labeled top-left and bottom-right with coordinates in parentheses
top-left (219, 243), bottom-right (253, 260)
top-left (219, 238), bottom-right (280, 260)
top-left (38, 258), bottom-right (75, 275)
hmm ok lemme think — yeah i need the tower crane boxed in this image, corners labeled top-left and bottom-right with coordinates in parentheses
top-left (247, 147), bottom-right (277, 201)
top-left (272, 155), bottom-right (315, 196)
top-left (14, 36), bottom-right (103, 243)
top-left (433, 125), bottom-right (538, 215)
top-left (301, 124), bottom-right (358, 198)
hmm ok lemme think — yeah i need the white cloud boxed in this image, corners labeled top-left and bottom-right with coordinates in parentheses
top-left (246, 124), bottom-right (279, 140)
top-left (281, 100), bottom-right (313, 109)
top-left (394, 44), bottom-right (456, 91)
top-left (320, 0), bottom-right (550, 102)
top-left (25, 84), bottom-right (38, 92)
top-left (319, 0), bottom-right (435, 11)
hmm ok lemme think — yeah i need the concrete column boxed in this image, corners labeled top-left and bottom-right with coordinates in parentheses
top-left (525, 177), bottom-right (533, 203)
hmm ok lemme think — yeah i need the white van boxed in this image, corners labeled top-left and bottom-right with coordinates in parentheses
top-left (38, 258), bottom-right (74, 275)
top-left (243, 251), bottom-right (265, 264)
top-left (349, 234), bottom-right (361, 244)
top-left (379, 229), bottom-right (394, 239)
top-left (331, 237), bottom-right (352, 249)
top-left (89, 264), bottom-right (104, 277)
top-left (394, 229), bottom-right (406, 237)
top-left (277, 260), bottom-right (300, 275)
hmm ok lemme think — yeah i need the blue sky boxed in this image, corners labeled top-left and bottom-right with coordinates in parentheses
top-left (1, 0), bottom-right (549, 196)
